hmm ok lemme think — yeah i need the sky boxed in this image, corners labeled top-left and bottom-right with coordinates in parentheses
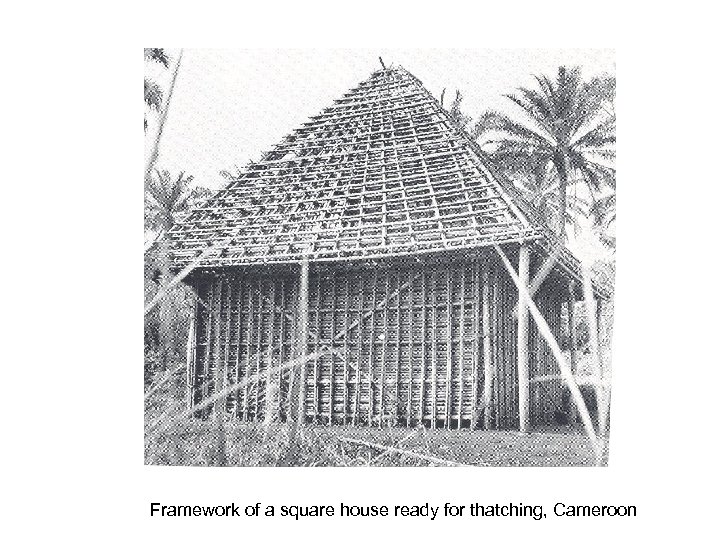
top-left (148, 48), bottom-right (615, 191)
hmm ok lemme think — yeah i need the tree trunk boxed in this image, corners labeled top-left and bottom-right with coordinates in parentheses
top-left (553, 150), bottom-right (569, 241)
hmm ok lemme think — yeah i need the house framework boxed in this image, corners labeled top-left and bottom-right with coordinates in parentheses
top-left (168, 66), bottom-right (610, 431)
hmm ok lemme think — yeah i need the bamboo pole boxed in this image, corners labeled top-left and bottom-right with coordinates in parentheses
top-left (490, 271), bottom-right (499, 426)
top-left (354, 274), bottom-right (364, 426)
top-left (471, 260), bottom-right (480, 429)
top-left (419, 271), bottom-right (427, 426)
top-left (186, 289), bottom-right (198, 411)
top-left (568, 281), bottom-right (578, 424)
top-left (517, 244), bottom-right (531, 433)
top-left (288, 257), bottom-right (310, 442)
top-left (379, 273), bottom-right (389, 424)
top-left (243, 281), bottom-right (253, 421)
top-left (342, 276), bottom-right (350, 424)
top-left (395, 272), bottom-right (402, 426)
top-left (406, 270), bottom-right (414, 427)
top-left (368, 269), bottom-right (378, 426)
top-left (254, 281), bottom-right (263, 419)
top-left (223, 279), bottom-right (232, 413)
top-left (445, 270), bottom-right (452, 429)
top-left (457, 268), bottom-right (465, 430)
top-left (329, 275), bottom-right (337, 424)
top-left (431, 269), bottom-right (438, 429)
top-left (266, 280), bottom-right (276, 421)
top-left (213, 280), bottom-right (224, 419)
top-left (495, 245), bottom-right (602, 460)
top-left (482, 264), bottom-right (493, 430)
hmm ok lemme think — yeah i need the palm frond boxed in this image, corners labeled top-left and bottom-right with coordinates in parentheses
top-left (144, 48), bottom-right (169, 67)
top-left (144, 79), bottom-right (163, 110)
top-left (476, 111), bottom-right (553, 148)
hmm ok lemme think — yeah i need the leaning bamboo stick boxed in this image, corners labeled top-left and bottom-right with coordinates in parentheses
top-left (494, 245), bottom-right (602, 461)
top-left (337, 437), bottom-right (473, 467)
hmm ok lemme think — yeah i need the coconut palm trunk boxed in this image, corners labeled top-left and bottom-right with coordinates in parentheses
top-left (553, 149), bottom-right (570, 240)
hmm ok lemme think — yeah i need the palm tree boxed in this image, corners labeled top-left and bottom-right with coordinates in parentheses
top-left (145, 169), bottom-right (210, 371)
top-left (145, 169), bottom-right (209, 232)
top-left (589, 192), bottom-right (616, 250)
top-left (476, 66), bottom-right (615, 240)
top-left (144, 48), bottom-right (169, 130)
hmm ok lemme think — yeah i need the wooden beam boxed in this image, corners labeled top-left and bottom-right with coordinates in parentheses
top-left (517, 244), bottom-right (531, 433)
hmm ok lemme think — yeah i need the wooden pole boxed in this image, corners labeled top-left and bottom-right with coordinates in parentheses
top-left (517, 244), bottom-right (531, 433)
top-left (568, 281), bottom-right (578, 424)
top-left (596, 298), bottom-right (607, 437)
top-left (288, 257), bottom-right (310, 442)
top-left (482, 265), bottom-right (493, 430)
top-left (185, 288), bottom-right (198, 411)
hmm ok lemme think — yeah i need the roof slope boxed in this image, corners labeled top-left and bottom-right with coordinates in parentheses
top-left (167, 67), bottom-right (574, 273)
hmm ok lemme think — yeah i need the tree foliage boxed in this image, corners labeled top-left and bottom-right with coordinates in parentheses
top-left (144, 48), bottom-right (170, 130)
top-left (476, 66), bottom-right (616, 239)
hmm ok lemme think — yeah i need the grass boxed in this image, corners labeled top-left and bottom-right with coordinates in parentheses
top-left (145, 420), bottom-right (604, 467)
top-left (144, 364), bottom-right (606, 467)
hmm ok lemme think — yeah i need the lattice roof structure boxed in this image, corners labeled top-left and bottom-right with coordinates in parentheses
top-left (167, 66), bottom-right (609, 297)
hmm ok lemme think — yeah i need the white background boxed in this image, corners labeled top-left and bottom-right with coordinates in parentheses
top-left (2, 2), bottom-right (718, 538)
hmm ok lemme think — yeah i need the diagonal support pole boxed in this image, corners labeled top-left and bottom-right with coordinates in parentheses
top-left (495, 245), bottom-right (602, 462)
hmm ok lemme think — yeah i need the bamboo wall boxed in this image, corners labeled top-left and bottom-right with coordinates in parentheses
top-left (189, 251), bottom-right (566, 430)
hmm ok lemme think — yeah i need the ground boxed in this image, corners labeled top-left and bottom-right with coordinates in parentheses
top-left (144, 420), bottom-right (606, 467)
